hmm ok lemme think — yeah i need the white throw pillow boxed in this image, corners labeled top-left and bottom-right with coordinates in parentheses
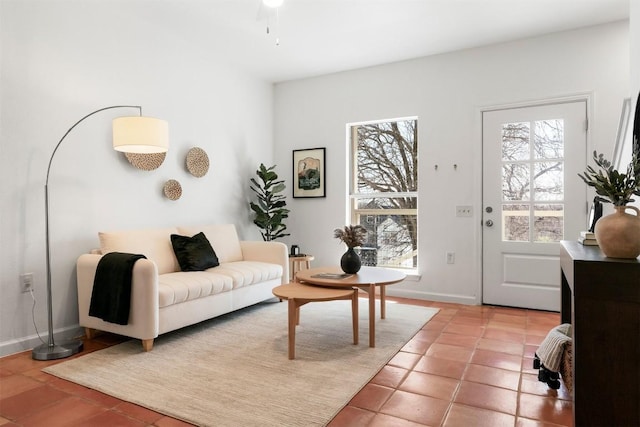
top-left (99, 227), bottom-right (180, 274)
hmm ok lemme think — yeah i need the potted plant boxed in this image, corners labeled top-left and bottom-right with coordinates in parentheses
top-left (578, 150), bottom-right (640, 258)
top-left (334, 225), bottom-right (367, 273)
top-left (249, 164), bottom-right (290, 241)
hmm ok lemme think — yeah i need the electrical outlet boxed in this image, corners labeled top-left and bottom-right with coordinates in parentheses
top-left (20, 273), bottom-right (33, 293)
top-left (446, 252), bottom-right (455, 264)
top-left (456, 205), bottom-right (473, 217)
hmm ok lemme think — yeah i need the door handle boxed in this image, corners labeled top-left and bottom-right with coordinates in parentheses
top-left (485, 219), bottom-right (494, 227)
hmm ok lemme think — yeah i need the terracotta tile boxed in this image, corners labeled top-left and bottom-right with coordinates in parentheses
top-left (524, 344), bottom-right (539, 358)
top-left (17, 396), bottom-right (105, 427)
top-left (454, 381), bottom-right (518, 415)
top-left (422, 319), bottom-right (448, 332)
top-left (0, 354), bottom-right (50, 375)
top-left (0, 375), bottom-right (42, 399)
top-left (154, 416), bottom-right (197, 427)
top-left (413, 355), bottom-right (467, 379)
top-left (68, 409), bottom-right (147, 426)
top-left (399, 371), bottom-right (460, 401)
top-left (483, 328), bottom-right (526, 343)
top-left (349, 383), bottom-right (394, 412)
top-left (450, 315), bottom-right (488, 326)
top-left (0, 384), bottom-right (69, 419)
top-left (463, 364), bottom-right (521, 391)
top-left (369, 412), bottom-right (426, 426)
top-left (387, 351), bottom-right (421, 370)
top-left (0, 416), bottom-right (15, 425)
top-left (370, 365), bottom-right (409, 388)
top-left (526, 334), bottom-right (546, 346)
top-left (412, 329), bottom-right (441, 342)
top-left (401, 337), bottom-right (432, 354)
top-left (476, 338), bottom-right (524, 356)
top-left (443, 403), bottom-right (516, 427)
top-left (519, 373), bottom-right (572, 401)
top-left (426, 343), bottom-right (474, 363)
top-left (380, 390), bottom-right (449, 426)
top-left (516, 416), bottom-right (571, 426)
top-left (443, 323), bottom-right (485, 337)
top-left (471, 349), bottom-right (523, 371)
top-left (76, 388), bottom-right (123, 408)
top-left (327, 406), bottom-right (375, 427)
top-left (518, 393), bottom-right (573, 426)
top-left (435, 332), bottom-right (479, 348)
top-left (493, 313), bottom-right (527, 325)
top-left (114, 401), bottom-right (165, 424)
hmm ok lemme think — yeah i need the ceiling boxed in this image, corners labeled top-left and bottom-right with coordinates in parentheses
top-left (168, 0), bottom-right (630, 83)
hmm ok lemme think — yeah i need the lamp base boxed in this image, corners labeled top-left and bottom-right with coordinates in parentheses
top-left (32, 340), bottom-right (84, 361)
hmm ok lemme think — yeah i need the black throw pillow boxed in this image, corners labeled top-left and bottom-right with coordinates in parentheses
top-left (170, 232), bottom-right (219, 271)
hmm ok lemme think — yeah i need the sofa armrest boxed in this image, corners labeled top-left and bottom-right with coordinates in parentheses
top-left (77, 253), bottom-right (160, 340)
top-left (240, 241), bottom-right (289, 284)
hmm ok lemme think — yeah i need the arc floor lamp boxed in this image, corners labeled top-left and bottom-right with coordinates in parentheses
top-left (32, 105), bottom-right (169, 361)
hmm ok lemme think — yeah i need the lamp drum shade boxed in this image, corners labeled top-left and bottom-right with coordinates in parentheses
top-left (113, 116), bottom-right (169, 153)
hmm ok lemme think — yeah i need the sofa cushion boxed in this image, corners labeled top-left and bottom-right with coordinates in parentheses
top-left (157, 261), bottom-right (282, 307)
top-left (170, 232), bottom-right (219, 271)
top-left (99, 227), bottom-right (179, 274)
top-left (177, 224), bottom-right (243, 263)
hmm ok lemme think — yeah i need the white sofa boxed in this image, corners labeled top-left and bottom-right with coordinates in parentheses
top-left (77, 224), bottom-right (288, 351)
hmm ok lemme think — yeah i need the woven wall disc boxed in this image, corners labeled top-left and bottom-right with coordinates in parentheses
top-left (124, 152), bottom-right (166, 171)
top-left (163, 179), bottom-right (182, 201)
top-left (186, 147), bottom-right (209, 177)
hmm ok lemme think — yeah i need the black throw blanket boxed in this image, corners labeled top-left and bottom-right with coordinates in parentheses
top-left (89, 252), bottom-right (147, 325)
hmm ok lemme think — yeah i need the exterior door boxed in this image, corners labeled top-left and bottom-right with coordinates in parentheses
top-left (482, 101), bottom-right (587, 311)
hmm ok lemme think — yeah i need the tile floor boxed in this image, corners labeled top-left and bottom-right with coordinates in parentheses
top-left (0, 298), bottom-right (572, 427)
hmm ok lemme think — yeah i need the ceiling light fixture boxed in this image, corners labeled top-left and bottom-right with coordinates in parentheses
top-left (261, 0), bottom-right (283, 46)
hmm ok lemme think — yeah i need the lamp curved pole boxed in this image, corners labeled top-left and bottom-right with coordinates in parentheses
top-left (34, 105), bottom-right (142, 361)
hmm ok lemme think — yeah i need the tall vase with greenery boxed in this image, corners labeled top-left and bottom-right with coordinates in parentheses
top-left (250, 164), bottom-right (290, 241)
top-left (578, 150), bottom-right (640, 258)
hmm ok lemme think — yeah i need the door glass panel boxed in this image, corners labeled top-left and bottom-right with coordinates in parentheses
top-left (503, 204), bottom-right (529, 241)
top-left (501, 119), bottom-right (566, 242)
top-left (502, 163), bottom-right (530, 201)
top-left (533, 204), bottom-right (563, 242)
top-left (502, 122), bottom-right (530, 161)
top-left (534, 119), bottom-right (564, 159)
top-left (534, 161), bottom-right (563, 201)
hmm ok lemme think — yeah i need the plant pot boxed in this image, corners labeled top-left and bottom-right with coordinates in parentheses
top-left (340, 247), bottom-right (362, 274)
top-left (594, 206), bottom-right (640, 259)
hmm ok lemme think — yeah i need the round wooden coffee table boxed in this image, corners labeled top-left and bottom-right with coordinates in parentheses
top-left (272, 282), bottom-right (358, 359)
top-left (296, 266), bottom-right (406, 348)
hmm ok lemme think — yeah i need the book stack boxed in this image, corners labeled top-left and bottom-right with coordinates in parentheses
top-left (578, 231), bottom-right (598, 246)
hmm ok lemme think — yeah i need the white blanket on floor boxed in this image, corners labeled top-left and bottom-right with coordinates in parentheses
top-left (537, 323), bottom-right (572, 372)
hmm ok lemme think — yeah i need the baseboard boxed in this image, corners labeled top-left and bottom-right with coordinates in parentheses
top-left (386, 288), bottom-right (479, 305)
top-left (0, 325), bottom-right (84, 358)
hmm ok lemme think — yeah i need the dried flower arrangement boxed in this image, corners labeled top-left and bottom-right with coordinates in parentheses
top-left (333, 225), bottom-right (367, 248)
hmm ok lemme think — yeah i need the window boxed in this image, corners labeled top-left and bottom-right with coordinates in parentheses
top-left (349, 118), bottom-right (418, 270)
top-left (501, 119), bottom-right (565, 242)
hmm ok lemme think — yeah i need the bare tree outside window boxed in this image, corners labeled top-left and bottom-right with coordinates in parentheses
top-left (501, 120), bottom-right (565, 243)
top-left (350, 119), bottom-right (418, 269)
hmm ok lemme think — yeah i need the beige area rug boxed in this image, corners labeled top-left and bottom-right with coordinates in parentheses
top-left (44, 299), bottom-right (438, 427)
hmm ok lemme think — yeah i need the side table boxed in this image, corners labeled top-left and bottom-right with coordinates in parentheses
top-left (272, 282), bottom-right (358, 359)
top-left (289, 254), bottom-right (314, 282)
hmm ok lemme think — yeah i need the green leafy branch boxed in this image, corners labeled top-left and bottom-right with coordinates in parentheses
top-left (578, 150), bottom-right (640, 206)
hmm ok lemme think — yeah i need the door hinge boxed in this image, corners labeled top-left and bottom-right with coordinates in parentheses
top-left (584, 119), bottom-right (589, 131)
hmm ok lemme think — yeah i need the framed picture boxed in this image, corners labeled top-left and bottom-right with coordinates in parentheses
top-left (293, 147), bottom-right (326, 198)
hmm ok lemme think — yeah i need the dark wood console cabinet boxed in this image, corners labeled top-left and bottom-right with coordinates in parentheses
top-left (560, 241), bottom-right (640, 426)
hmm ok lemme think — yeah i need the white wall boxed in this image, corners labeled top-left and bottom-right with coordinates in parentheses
top-left (0, 1), bottom-right (274, 356)
top-left (633, 2), bottom-right (640, 97)
top-left (274, 22), bottom-right (630, 304)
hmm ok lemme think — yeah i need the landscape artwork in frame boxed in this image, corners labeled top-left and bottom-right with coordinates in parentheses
top-left (293, 148), bottom-right (326, 198)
